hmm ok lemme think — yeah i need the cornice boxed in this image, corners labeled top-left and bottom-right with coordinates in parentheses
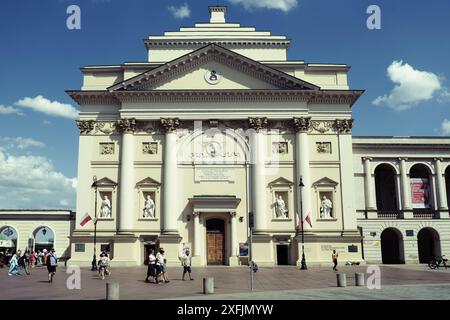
top-left (67, 89), bottom-right (362, 105)
top-left (144, 40), bottom-right (291, 49)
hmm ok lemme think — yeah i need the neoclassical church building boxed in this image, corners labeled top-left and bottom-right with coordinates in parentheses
top-left (64, 6), bottom-right (450, 267)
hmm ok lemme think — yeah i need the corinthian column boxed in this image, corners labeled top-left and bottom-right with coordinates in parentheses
top-left (161, 118), bottom-right (180, 234)
top-left (117, 118), bottom-right (136, 233)
top-left (293, 117), bottom-right (312, 230)
top-left (249, 117), bottom-right (268, 233)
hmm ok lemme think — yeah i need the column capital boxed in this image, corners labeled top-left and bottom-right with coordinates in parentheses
top-left (248, 117), bottom-right (268, 132)
top-left (434, 157), bottom-right (444, 162)
top-left (76, 120), bottom-right (95, 135)
top-left (193, 211), bottom-right (200, 217)
top-left (117, 118), bottom-right (137, 134)
top-left (362, 157), bottom-right (373, 162)
top-left (160, 117), bottom-right (180, 133)
top-left (230, 211), bottom-right (237, 217)
top-left (334, 118), bottom-right (354, 134)
top-left (293, 117), bottom-right (311, 133)
top-left (398, 157), bottom-right (408, 161)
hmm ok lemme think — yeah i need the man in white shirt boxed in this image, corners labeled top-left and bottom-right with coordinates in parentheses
top-left (181, 249), bottom-right (194, 281)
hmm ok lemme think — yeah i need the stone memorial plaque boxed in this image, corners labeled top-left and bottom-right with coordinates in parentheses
top-left (194, 167), bottom-right (235, 182)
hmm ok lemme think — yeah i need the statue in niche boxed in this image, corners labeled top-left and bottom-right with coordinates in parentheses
top-left (320, 195), bottom-right (333, 219)
top-left (100, 195), bottom-right (112, 218)
top-left (275, 195), bottom-right (288, 218)
top-left (143, 195), bottom-right (155, 218)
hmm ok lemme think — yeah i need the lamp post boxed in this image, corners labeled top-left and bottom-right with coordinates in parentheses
top-left (299, 177), bottom-right (307, 270)
top-left (91, 176), bottom-right (98, 271)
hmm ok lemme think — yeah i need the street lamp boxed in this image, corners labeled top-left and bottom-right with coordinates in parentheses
top-left (299, 177), bottom-right (307, 270)
top-left (91, 175), bottom-right (98, 271)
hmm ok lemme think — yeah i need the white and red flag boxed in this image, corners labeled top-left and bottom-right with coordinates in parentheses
top-left (79, 213), bottom-right (92, 227)
top-left (305, 212), bottom-right (313, 228)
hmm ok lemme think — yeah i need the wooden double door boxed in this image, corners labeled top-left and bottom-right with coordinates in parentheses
top-left (206, 219), bottom-right (225, 265)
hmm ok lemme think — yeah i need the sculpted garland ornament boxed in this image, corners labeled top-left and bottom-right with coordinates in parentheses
top-left (76, 120), bottom-right (95, 135)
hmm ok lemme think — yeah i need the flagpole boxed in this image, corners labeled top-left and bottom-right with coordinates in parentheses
top-left (299, 177), bottom-right (307, 270)
top-left (91, 176), bottom-right (98, 271)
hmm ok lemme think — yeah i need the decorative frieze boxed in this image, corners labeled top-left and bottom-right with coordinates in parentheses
top-left (76, 120), bottom-right (95, 135)
top-left (99, 143), bottom-right (115, 155)
top-left (95, 122), bottom-right (116, 135)
top-left (293, 117), bottom-right (311, 133)
top-left (310, 121), bottom-right (335, 134)
top-left (142, 142), bottom-right (158, 155)
top-left (117, 118), bottom-right (137, 134)
top-left (272, 142), bottom-right (288, 154)
top-left (316, 142), bottom-right (332, 154)
top-left (160, 118), bottom-right (180, 133)
top-left (335, 119), bottom-right (354, 134)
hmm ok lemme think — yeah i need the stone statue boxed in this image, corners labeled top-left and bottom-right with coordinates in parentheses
top-left (275, 195), bottom-right (288, 218)
top-left (143, 195), bottom-right (155, 218)
top-left (100, 195), bottom-right (112, 218)
top-left (320, 195), bottom-right (332, 218)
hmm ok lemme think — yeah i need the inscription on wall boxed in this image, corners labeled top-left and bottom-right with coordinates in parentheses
top-left (194, 167), bottom-right (235, 182)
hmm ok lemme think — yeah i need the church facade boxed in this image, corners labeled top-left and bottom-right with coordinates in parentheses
top-left (65, 6), bottom-right (450, 267)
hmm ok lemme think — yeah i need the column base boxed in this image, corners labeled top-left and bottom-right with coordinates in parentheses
top-left (228, 256), bottom-right (239, 266)
top-left (191, 256), bottom-right (202, 267)
top-left (437, 211), bottom-right (450, 219)
top-left (401, 210), bottom-right (413, 219)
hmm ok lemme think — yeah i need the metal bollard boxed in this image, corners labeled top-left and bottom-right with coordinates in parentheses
top-left (336, 273), bottom-right (347, 287)
top-left (203, 277), bottom-right (214, 294)
top-left (106, 282), bottom-right (120, 300)
top-left (355, 272), bottom-right (365, 286)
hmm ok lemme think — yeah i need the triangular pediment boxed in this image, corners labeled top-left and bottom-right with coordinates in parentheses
top-left (312, 177), bottom-right (339, 188)
top-left (108, 44), bottom-right (320, 92)
top-left (136, 177), bottom-right (161, 188)
top-left (268, 177), bottom-right (294, 188)
top-left (96, 177), bottom-right (118, 188)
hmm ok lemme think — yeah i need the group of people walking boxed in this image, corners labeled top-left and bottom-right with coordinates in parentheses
top-left (2, 248), bottom-right (58, 282)
top-left (144, 247), bottom-right (194, 284)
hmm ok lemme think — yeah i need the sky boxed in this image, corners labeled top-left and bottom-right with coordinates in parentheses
top-left (0, 0), bottom-right (450, 210)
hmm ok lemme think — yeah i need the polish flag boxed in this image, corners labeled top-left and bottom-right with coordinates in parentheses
top-left (305, 213), bottom-right (313, 228)
top-left (79, 213), bottom-right (92, 227)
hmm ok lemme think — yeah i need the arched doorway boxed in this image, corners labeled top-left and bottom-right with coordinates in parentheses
top-left (31, 226), bottom-right (54, 253)
top-left (206, 219), bottom-right (225, 265)
top-left (410, 164), bottom-right (433, 209)
top-left (0, 226), bottom-right (18, 253)
top-left (375, 164), bottom-right (398, 210)
top-left (418, 228), bottom-right (441, 263)
top-left (380, 228), bottom-right (404, 264)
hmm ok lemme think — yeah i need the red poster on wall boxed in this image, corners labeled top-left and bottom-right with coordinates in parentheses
top-left (410, 178), bottom-right (431, 209)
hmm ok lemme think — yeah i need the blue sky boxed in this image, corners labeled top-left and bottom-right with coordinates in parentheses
top-left (0, 0), bottom-right (449, 210)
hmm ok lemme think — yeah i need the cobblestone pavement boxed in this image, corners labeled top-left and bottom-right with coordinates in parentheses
top-left (1, 264), bottom-right (450, 300)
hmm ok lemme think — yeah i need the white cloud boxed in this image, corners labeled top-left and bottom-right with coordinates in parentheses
top-left (373, 60), bottom-right (442, 111)
top-left (441, 119), bottom-right (450, 135)
top-left (42, 120), bottom-right (52, 125)
top-left (227, 0), bottom-right (298, 12)
top-left (0, 149), bottom-right (76, 209)
top-left (0, 137), bottom-right (46, 150)
top-left (14, 95), bottom-right (79, 119)
top-left (438, 88), bottom-right (450, 104)
top-left (168, 3), bottom-right (191, 19)
top-left (0, 105), bottom-right (24, 116)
